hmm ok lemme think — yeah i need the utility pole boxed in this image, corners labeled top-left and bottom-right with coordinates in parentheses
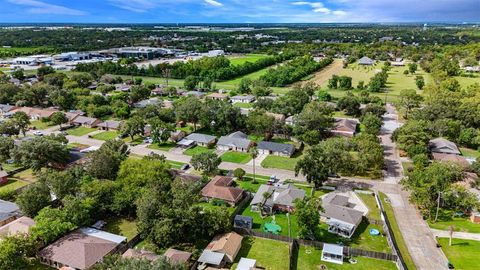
top-left (435, 191), bottom-right (441, 222)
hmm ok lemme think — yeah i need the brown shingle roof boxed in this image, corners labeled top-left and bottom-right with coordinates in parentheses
top-left (201, 176), bottom-right (244, 204)
top-left (206, 232), bottom-right (243, 263)
top-left (0, 216), bottom-right (35, 237)
top-left (432, 152), bottom-right (470, 167)
top-left (164, 248), bottom-right (192, 264)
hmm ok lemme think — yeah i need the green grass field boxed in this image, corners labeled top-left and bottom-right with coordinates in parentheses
top-left (460, 147), bottom-right (480, 158)
top-left (220, 151), bottom-right (252, 164)
top-left (428, 210), bottom-right (480, 233)
top-left (439, 238), bottom-right (480, 270)
top-left (30, 120), bottom-right (54, 130)
top-left (241, 205), bottom-right (299, 238)
top-left (379, 192), bottom-right (416, 270)
top-left (147, 142), bottom-right (177, 151)
top-left (295, 245), bottom-right (397, 270)
top-left (66, 127), bottom-right (97, 136)
top-left (103, 217), bottom-right (138, 241)
top-left (231, 237), bottom-right (290, 270)
top-left (91, 131), bottom-right (119, 141)
top-left (228, 54), bottom-right (268, 66)
top-left (0, 179), bottom-right (28, 193)
top-left (183, 146), bottom-right (214, 156)
top-left (166, 160), bottom-right (186, 170)
top-left (261, 155), bottom-right (300, 171)
top-left (11, 169), bottom-right (37, 183)
top-left (357, 192), bottom-right (382, 221)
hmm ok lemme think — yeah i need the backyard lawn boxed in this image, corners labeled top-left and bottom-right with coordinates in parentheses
top-left (438, 238), bottom-right (480, 270)
top-left (357, 192), bottom-right (382, 221)
top-left (261, 155), bottom-right (299, 171)
top-left (220, 151), bottom-right (252, 164)
top-left (0, 179), bottom-right (28, 193)
top-left (241, 205), bottom-right (299, 238)
top-left (460, 147), bottom-right (480, 158)
top-left (379, 192), bottom-right (416, 270)
top-left (233, 102), bottom-right (253, 108)
top-left (294, 245), bottom-right (397, 270)
top-left (11, 169), bottom-right (37, 183)
top-left (91, 131), bottom-right (118, 141)
top-left (148, 142), bottom-right (177, 151)
top-left (66, 127), bottom-right (97, 136)
top-left (184, 146), bottom-right (214, 156)
top-left (428, 210), bottom-right (480, 233)
top-left (231, 237), bottom-right (290, 270)
top-left (198, 202), bottom-right (236, 216)
top-left (103, 217), bottom-right (138, 241)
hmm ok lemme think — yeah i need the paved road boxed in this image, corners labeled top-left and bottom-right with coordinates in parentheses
top-left (431, 228), bottom-right (480, 241)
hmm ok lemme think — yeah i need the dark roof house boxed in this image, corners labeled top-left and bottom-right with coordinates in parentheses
top-left (257, 141), bottom-right (295, 157)
top-left (201, 176), bottom-right (244, 206)
top-left (429, 138), bottom-right (461, 155)
top-left (217, 132), bottom-right (252, 152)
top-left (250, 184), bottom-right (305, 213)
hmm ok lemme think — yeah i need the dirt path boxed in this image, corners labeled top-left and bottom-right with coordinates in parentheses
top-left (304, 59), bottom-right (344, 86)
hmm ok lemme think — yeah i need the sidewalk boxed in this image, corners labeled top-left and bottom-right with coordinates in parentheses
top-left (431, 228), bottom-right (480, 241)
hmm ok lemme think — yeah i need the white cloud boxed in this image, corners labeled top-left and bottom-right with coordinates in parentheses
top-left (204, 0), bottom-right (224, 7)
top-left (7, 0), bottom-right (86, 15)
top-left (108, 0), bottom-right (159, 12)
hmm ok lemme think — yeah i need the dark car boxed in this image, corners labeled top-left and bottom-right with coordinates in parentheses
top-left (180, 164), bottom-right (190, 171)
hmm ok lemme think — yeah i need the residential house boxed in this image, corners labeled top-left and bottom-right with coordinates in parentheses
top-left (170, 130), bottom-right (186, 142)
top-left (358, 56), bottom-right (375, 66)
top-left (177, 133), bottom-right (216, 148)
top-left (71, 116), bottom-right (102, 128)
top-left (236, 258), bottom-right (261, 270)
top-left (231, 95), bottom-right (255, 104)
top-left (266, 112), bottom-right (286, 123)
top-left (429, 138), bottom-right (461, 155)
top-left (207, 92), bottom-right (229, 101)
top-left (217, 131), bottom-right (252, 152)
top-left (0, 170), bottom-right (8, 185)
top-left (115, 84), bottom-right (131, 92)
top-left (432, 152), bottom-right (470, 168)
top-left (0, 216), bottom-right (35, 237)
top-left (201, 176), bottom-right (244, 206)
top-left (133, 98), bottom-right (162, 108)
top-left (391, 58), bottom-right (405, 66)
top-left (163, 248), bottom-right (192, 265)
top-left (250, 184), bottom-right (305, 214)
top-left (257, 141), bottom-right (295, 157)
top-left (321, 244), bottom-right (344, 265)
top-left (198, 232), bottom-right (243, 268)
top-left (332, 118), bottom-right (359, 138)
top-left (0, 199), bottom-right (21, 227)
top-left (285, 115), bottom-right (296, 126)
top-left (320, 193), bottom-right (364, 238)
top-left (39, 227), bottom-right (127, 270)
top-left (122, 249), bottom-right (160, 262)
top-left (170, 169), bottom-right (202, 184)
top-left (0, 104), bottom-right (17, 116)
top-left (97, 120), bottom-right (123, 131)
top-left (65, 112), bottom-right (81, 122)
top-left (185, 91), bottom-right (205, 98)
top-left (10, 107), bottom-right (58, 120)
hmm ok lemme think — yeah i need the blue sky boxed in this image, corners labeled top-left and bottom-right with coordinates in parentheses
top-left (0, 0), bottom-right (479, 23)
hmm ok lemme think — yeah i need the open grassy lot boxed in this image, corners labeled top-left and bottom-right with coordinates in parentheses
top-left (228, 54), bottom-right (268, 66)
top-left (241, 205), bottom-right (299, 238)
top-left (294, 245), bottom-right (397, 270)
top-left (30, 120), bottom-right (54, 130)
top-left (198, 202), bottom-right (236, 216)
top-left (103, 217), bottom-right (138, 241)
top-left (220, 151), bottom-right (252, 164)
top-left (91, 131), bottom-right (119, 141)
top-left (148, 142), bottom-right (177, 151)
top-left (261, 154), bottom-right (300, 171)
top-left (357, 192), bottom-right (382, 221)
top-left (379, 192), bottom-right (416, 270)
top-left (231, 237), bottom-right (290, 270)
top-left (184, 146), bottom-right (214, 156)
top-left (428, 210), bottom-right (480, 233)
top-left (166, 160), bottom-right (186, 170)
top-left (438, 238), bottom-right (480, 270)
top-left (460, 147), bottom-right (480, 159)
top-left (66, 127), bottom-right (97, 136)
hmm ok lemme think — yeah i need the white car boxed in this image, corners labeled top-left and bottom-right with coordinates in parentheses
top-left (33, 131), bottom-right (44, 136)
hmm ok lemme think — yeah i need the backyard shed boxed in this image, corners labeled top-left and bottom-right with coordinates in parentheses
top-left (321, 243), bottom-right (344, 265)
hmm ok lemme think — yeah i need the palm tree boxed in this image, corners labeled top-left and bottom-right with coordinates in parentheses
top-left (249, 147), bottom-right (259, 184)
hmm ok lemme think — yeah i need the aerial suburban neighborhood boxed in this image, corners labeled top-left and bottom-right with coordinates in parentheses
top-left (0, 1), bottom-right (479, 270)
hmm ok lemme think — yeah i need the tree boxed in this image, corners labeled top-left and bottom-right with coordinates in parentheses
top-left (37, 65), bottom-right (55, 77)
top-left (296, 198), bottom-right (321, 239)
top-left (327, 75), bottom-right (339, 89)
top-left (175, 96), bottom-right (205, 131)
top-left (249, 147), bottom-right (259, 184)
top-left (16, 182), bottom-right (51, 217)
top-left (233, 168), bottom-right (246, 180)
top-left (408, 63), bottom-right (418, 74)
top-left (129, 85), bottom-right (151, 103)
top-left (11, 136), bottom-right (69, 171)
top-left (246, 110), bottom-right (275, 138)
top-left (399, 89), bottom-right (423, 119)
top-left (0, 120), bottom-right (19, 137)
top-left (40, 168), bottom-right (82, 201)
top-left (0, 235), bottom-right (37, 270)
top-left (0, 137), bottom-right (14, 163)
top-left (191, 152), bottom-right (221, 176)
top-left (415, 75), bottom-right (425, 90)
top-left (50, 111), bottom-right (68, 128)
top-left (121, 116), bottom-right (145, 141)
top-left (361, 113), bottom-right (382, 135)
top-left (92, 255), bottom-right (187, 270)
top-left (238, 78), bottom-right (252, 94)
top-left (200, 100), bottom-right (245, 135)
top-left (337, 94), bottom-right (361, 116)
top-left (149, 118), bottom-right (175, 144)
top-left (31, 206), bottom-right (76, 244)
top-left (184, 75), bottom-right (199, 90)
top-left (11, 111), bottom-right (30, 136)
top-left (293, 101), bottom-right (334, 145)
top-left (11, 68), bottom-right (24, 80)
top-left (86, 140), bottom-right (129, 180)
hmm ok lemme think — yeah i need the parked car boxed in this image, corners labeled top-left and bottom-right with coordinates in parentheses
top-left (180, 164), bottom-right (190, 171)
top-left (33, 131), bottom-right (44, 136)
top-left (268, 175), bottom-right (278, 185)
top-left (144, 137), bottom-right (153, 144)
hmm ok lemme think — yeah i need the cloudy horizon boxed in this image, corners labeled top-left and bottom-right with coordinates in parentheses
top-left (0, 0), bottom-right (478, 23)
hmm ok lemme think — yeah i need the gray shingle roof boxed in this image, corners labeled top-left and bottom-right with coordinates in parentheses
top-left (358, 56), bottom-right (375, 65)
top-left (321, 204), bottom-right (363, 226)
top-left (429, 138), bottom-right (461, 155)
top-left (97, 120), bottom-right (122, 129)
top-left (72, 116), bottom-right (99, 125)
top-left (251, 184), bottom-right (305, 208)
top-left (0, 199), bottom-right (20, 223)
top-left (257, 141), bottom-right (295, 156)
top-left (217, 136), bottom-right (251, 149)
top-left (185, 133), bottom-right (216, 144)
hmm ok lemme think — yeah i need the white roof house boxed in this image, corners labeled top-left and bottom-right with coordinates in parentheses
top-left (236, 258), bottom-right (257, 270)
top-left (321, 243), bottom-right (344, 264)
top-left (197, 250), bottom-right (225, 266)
top-left (79, 227), bottom-right (127, 244)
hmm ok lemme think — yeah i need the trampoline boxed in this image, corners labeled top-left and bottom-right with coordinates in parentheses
top-left (369, 228), bottom-right (380, 236)
top-left (264, 220), bottom-right (282, 234)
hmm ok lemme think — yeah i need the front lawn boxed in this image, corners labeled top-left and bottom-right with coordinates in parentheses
top-left (148, 142), bottom-right (177, 151)
top-left (231, 237), bottom-right (290, 270)
top-left (439, 238), bottom-right (480, 270)
top-left (233, 102), bottom-right (253, 108)
top-left (241, 205), bottom-right (299, 238)
top-left (460, 147), bottom-right (480, 158)
top-left (428, 210), bottom-right (480, 233)
top-left (166, 160), bottom-right (186, 170)
top-left (91, 131), bottom-right (119, 141)
top-left (103, 217), bottom-right (138, 241)
top-left (220, 151), bottom-right (252, 164)
top-left (0, 179), bottom-right (28, 193)
top-left (295, 245), bottom-right (397, 270)
top-left (184, 146), bottom-right (214, 156)
top-left (30, 120), bottom-right (53, 130)
top-left (235, 176), bottom-right (269, 193)
top-left (379, 192), bottom-right (416, 270)
top-left (11, 169), bottom-right (37, 183)
top-left (66, 127), bottom-right (97, 136)
top-left (357, 192), bottom-right (382, 221)
top-left (261, 155), bottom-right (299, 171)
